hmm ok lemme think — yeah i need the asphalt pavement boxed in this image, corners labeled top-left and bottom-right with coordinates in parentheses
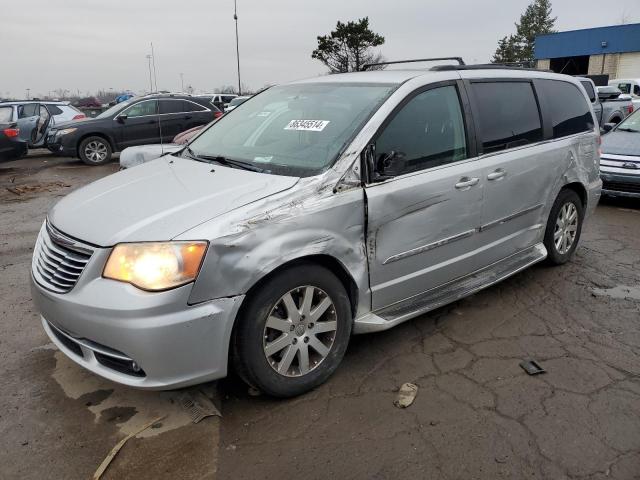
top-left (1, 151), bottom-right (639, 479)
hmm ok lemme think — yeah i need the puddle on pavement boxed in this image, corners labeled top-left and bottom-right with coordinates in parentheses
top-left (51, 351), bottom-right (208, 438)
top-left (592, 285), bottom-right (640, 301)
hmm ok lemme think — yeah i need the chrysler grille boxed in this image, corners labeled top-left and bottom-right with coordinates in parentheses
top-left (32, 223), bottom-right (93, 293)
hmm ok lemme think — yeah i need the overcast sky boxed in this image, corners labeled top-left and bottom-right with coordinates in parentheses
top-left (4, 0), bottom-right (640, 98)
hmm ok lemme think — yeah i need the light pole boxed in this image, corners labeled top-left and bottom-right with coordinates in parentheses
top-left (26, 88), bottom-right (30, 100)
top-left (234, 0), bottom-right (242, 95)
top-left (146, 54), bottom-right (153, 93)
top-left (180, 73), bottom-right (184, 92)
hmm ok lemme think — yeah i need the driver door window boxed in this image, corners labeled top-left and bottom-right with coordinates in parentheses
top-left (375, 85), bottom-right (467, 177)
top-left (124, 100), bottom-right (158, 118)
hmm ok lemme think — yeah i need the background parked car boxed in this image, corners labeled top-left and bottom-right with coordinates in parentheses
top-left (600, 108), bottom-right (640, 198)
top-left (578, 79), bottom-right (634, 126)
top-left (47, 94), bottom-right (221, 165)
top-left (0, 101), bottom-right (58, 149)
top-left (0, 105), bottom-right (27, 160)
top-left (196, 93), bottom-right (237, 111)
top-left (224, 95), bottom-right (251, 112)
top-left (608, 78), bottom-right (640, 109)
top-left (74, 96), bottom-right (102, 108)
top-left (119, 124), bottom-right (207, 169)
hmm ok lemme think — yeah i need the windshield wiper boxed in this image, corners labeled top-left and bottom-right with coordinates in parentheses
top-left (181, 147), bottom-right (266, 172)
top-left (616, 127), bottom-right (640, 133)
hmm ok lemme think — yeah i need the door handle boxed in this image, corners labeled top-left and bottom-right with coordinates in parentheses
top-left (487, 169), bottom-right (506, 181)
top-left (454, 177), bottom-right (480, 189)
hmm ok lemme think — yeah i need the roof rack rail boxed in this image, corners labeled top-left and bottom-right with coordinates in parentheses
top-left (361, 57), bottom-right (465, 71)
top-left (431, 62), bottom-right (541, 72)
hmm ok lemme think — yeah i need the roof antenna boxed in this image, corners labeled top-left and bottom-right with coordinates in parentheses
top-left (150, 42), bottom-right (165, 154)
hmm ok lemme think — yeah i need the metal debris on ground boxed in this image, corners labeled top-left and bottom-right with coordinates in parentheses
top-left (180, 390), bottom-right (221, 423)
top-left (394, 382), bottom-right (419, 408)
top-left (519, 359), bottom-right (546, 375)
top-left (6, 182), bottom-right (70, 195)
top-left (92, 415), bottom-right (166, 480)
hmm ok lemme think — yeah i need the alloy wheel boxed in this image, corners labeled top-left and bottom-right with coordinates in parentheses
top-left (85, 141), bottom-right (108, 163)
top-left (262, 286), bottom-right (337, 377)
top-left (554, 202), bottom-right (578, 254)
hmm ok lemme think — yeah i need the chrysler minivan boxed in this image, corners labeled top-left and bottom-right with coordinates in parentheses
top-left (31, 61), bottom-right (601, 397)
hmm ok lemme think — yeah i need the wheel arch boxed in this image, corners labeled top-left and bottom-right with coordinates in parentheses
top-left (241, 254), bottom-right (360, 320)
top-left (561, 181), bottom-right (587, 208)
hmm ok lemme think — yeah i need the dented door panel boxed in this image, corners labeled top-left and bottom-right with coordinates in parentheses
top-left (364, 160), bottom-right (484, 310)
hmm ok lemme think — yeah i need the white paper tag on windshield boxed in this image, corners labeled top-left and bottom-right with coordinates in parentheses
top-left (284, 120), bottom-right (330, 132)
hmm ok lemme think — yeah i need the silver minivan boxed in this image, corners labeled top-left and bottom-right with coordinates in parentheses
top-left (31, 62), bottom-right (602, 397)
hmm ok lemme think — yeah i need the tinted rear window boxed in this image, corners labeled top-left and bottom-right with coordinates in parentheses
top-left (47, 105), bottom-right (63, 115)
top-left (0, 107), bottom-right (12, 123)
top-left (159, 100), bottom-right (184, 114)
top-left (537, 79), bottom-right (593, 138)
top-left (471, 81), bottom-right (543, 153)
top-left (579, 80), bottom-right (596, 103)
top-left (183, 100), bottom-right (207, 112)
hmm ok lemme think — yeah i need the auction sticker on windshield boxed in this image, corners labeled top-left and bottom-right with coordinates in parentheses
top-left (284, 120), bottom-right (330, 132)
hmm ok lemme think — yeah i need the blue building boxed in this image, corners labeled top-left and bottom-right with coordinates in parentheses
top-left (535, 23), bottom-right (640, 79)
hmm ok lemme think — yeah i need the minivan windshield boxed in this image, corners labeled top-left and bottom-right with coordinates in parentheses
top-left (186, 82), bottom-right (397, 176)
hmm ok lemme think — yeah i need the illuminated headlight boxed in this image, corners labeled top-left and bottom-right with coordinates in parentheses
top-left (57, 128), bottom-right (78, 136)
top-left (103, 242), bottom-right (208, 291)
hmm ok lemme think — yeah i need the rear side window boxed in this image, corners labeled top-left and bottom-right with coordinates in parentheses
top-left (634, 85), bottom-right (640, 96)
top-left (47, 105), bottom-right (63, 115)
top-left (222, 95), bottom-right (236, 103)
top-left (159, 100), bottom-right (183, 114)
top-left (0, 107), bottom-right (12, 123)
top-left (580, 80), bottom-right (596, 103)
top-left (471, 81), bottom-right (543, 153)
top-left (183, 100), bottom-right (207, 112)
top-left (18, 104), bottom-right (38, 118)
top-left (375, 85), bottom-right (467, 175)
top-left (537, 80), bottom-right (593, 138)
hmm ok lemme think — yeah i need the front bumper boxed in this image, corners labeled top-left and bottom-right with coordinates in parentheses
top-left (600, 170), bottom-right (640, 199)
top-left (46, 131), bottom-right (78, 157)
top-left (32, 267), bottom-right (244, 389)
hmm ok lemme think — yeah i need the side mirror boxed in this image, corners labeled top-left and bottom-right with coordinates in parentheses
top-left (601, 123), bottom-right (615, 133)
top-left (117, 115), bottom-right (127, 123)
top-left (375, 150), bottom-right (406, 180)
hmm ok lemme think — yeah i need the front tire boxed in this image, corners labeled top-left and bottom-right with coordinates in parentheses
top-left (233, 263), bottom-right (352, 397)
top-left (79, 136), bottom-right (112, 165)
top-left (544, 189), bottom-right (584, 265)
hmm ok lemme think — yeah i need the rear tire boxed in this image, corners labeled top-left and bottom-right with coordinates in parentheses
top-left (543, 189), bottom-right (584, 265)
top-left (232, 263), bottom-right (352, 397)
top-left (79, 136), bottom-right (112, 165)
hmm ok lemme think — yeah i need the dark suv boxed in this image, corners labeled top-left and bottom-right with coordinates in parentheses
top-left (47, 94), bottom-right (222, 165)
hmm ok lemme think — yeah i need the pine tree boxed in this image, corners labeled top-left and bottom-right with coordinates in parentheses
top-left (312, 18), bottom-right (385, 73)
top-left (492, 0), bottom-right (556, 64)
top-left (492, 35), bottom-right (521, 63)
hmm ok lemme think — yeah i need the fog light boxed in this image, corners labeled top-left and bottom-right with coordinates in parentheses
top-left (132, 361), bottom-right (141, 372)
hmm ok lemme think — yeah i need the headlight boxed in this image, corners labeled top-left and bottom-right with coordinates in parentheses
top-left (103, 242), bottom-right (208, 291)
top-left (57, 128), bottom-right (78, 136)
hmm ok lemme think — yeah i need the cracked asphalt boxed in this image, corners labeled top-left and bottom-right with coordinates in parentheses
top-left (1, 153), bottom-right (639, 479)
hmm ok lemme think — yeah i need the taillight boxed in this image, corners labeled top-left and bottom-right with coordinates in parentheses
top-left (214, 111), bottom-right (223, 119)
top-left (72, 114), bottom-right (86, 120)
top-left (3, 128), bottom-right (19, 138)
top-left (627, 105), bottom-right (634, 114)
